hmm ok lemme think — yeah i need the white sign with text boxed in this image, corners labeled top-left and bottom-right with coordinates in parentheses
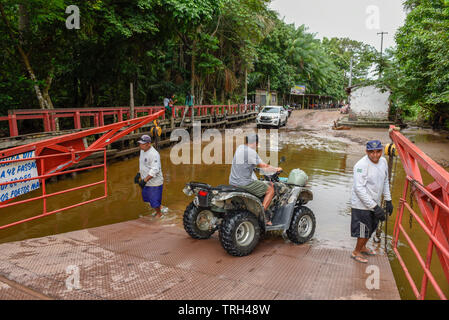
top-left (0, 151), bottom-right (40, 203)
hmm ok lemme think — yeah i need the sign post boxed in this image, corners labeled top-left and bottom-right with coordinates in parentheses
top-left (290, 84), bottom-right (306, 109)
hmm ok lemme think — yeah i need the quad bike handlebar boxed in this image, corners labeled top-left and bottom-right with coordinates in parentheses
top-left (255, 167), bottom-right (283, 182)
top-left (255, 156), bottom-right (285, 182)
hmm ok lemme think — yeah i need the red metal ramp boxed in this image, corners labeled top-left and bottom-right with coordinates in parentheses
top-left (390, 126), bottom-right (449, 299)
top-left (0, 111), bottom-right (164, 230)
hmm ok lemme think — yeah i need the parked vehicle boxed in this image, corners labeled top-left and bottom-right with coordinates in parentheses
top-left (256, 106), bottom-right (288, 128)
top-left (182, 158), bottom-right (316, 257)
top-left (283, 105), bottom-right (293, 117)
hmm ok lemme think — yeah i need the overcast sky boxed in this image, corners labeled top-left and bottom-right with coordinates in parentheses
top-left (269, 0), bottom-right (407, 51)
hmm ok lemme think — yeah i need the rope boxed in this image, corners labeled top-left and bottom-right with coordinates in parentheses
top-left (409, 183), bottom-right (415, 230)
top-left (385, 154), bottom-right (399, 251)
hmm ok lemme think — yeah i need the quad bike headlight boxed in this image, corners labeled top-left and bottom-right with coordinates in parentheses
top-left (183, 186), bottom-right (193, 196)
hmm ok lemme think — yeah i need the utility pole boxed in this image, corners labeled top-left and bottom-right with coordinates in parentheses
top-left (244, 68), bottom-right (248, 105)
top-left (267, 76), bottom-right (270, 106)
top-left (348, 56), bottom-right (354, 105)
top-left (377, 31), bottom-right (388, 78)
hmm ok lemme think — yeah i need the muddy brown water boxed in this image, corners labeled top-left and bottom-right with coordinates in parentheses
top-left (0, 124), bottom-right (448, 300)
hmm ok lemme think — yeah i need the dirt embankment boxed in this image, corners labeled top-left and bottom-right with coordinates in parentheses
top-left (285, 109), bottom-right (449, 168)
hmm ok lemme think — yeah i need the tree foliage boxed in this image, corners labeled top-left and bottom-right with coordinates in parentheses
top-left (1, 0), bottom-right (376, 120)
top-left (381, 0), bottom-right (449, 128)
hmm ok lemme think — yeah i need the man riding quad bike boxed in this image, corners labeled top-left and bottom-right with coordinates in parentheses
top-left (182, 134), bottom-right (316, 257)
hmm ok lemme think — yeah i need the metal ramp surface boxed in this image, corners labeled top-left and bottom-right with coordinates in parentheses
top-left (0, 218), bottom-right (400, 300)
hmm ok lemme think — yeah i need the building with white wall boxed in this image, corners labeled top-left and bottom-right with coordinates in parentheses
top-left (349, 85), bottom-right (391, 120)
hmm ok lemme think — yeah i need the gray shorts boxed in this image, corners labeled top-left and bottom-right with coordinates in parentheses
top-left (351, 208), bottom-right (379, 239)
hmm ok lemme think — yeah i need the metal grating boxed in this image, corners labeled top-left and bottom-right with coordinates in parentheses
top-left (0, 218), bottom-right (400, 300)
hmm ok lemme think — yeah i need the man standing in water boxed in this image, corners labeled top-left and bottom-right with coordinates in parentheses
top-left (350, 140), bottom-right (393, 263)
top-left (137, 135), bottom-right (164, 217)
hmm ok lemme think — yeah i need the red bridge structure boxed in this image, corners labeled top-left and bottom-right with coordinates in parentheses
top-left (0, 104), bottom-right (256, 231)
top-left (389, 125), bottom-right (449, 300)
top-left (0, 109), bottom-right (165, 230)
top-left (0, 104), bottom-right (256, 137)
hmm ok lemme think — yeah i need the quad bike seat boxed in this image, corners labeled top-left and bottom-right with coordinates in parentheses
top-left (188, 182), bottom-right (212, 190)
top-left (213, 185), bottom-right (265, 202)
top-left (213, 185), bottom-right (248, 193)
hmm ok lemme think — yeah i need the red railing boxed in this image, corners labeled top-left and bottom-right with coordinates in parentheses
top-left (0, 110), bottom-right (166, 230)
top-left (0, 149), bottom-right (107, 230)
top-left (390, 126), bottom-right (449, 300)
top-left (0, 104), bottom-right (257, 137)
top-left (172, 104), bottom-right (255, 118)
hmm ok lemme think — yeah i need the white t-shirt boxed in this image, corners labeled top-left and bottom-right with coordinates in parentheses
top-left (351, 155), bottom-right (391, 210)
top-left (139, 146), bottom-right (163, 187)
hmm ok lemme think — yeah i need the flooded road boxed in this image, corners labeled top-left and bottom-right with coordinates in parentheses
top-left (0, 110), bottom-right (448, 300)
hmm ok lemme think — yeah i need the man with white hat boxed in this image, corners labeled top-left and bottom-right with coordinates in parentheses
top-left (136, 134), bottom-right (164, 217)
top-left (350, 140), bottom-right (393, 263)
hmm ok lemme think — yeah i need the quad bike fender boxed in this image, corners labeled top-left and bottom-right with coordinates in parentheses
top-left (272, 187), bottom-right (302, 226)
top-left (213, 192), bottom-right (264, 218)
top-left (298, 188), bottom-right (313, 205)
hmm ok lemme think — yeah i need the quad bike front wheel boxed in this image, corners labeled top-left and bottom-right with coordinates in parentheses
top-left (219, 211), bottom-right (261, 257)
top-left (183, 202), bottom-right (216, 239)
top-left (287, 206), bottom-right (316, 244)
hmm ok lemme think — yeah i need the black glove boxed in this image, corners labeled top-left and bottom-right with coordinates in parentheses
top-left (385, 200), bottom-right (394, 216)
top-left (138, 179), bottom-right (146, 189)
top-left (373, 205), bottom-right (386, 222)
top-left (134, 172), bottom-right (141, 184)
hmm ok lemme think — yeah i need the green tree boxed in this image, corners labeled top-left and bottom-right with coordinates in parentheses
top-left (322, 37), bottom-right (377, 87)
top-left (384, 0), bottom-right (449, 128)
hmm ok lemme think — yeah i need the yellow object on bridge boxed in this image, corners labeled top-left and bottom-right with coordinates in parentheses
top-left (150, 120), bottom-right (162, 137)
top-left (385, 143), bottom-right (398, 157)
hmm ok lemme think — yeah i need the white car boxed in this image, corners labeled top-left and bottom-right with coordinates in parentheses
top-left (256, 106), bottom-right (288, 128)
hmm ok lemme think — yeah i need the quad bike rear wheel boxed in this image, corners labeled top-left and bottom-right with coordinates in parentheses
top-left (287, 206), bottom-right (316, 244)
top-left (183, 202), bottom-right (216, 239)
top-left (219, 211), bottom-right (261, 257)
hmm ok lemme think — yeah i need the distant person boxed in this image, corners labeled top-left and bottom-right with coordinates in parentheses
top-left (185, 92), bottom-right (194, 115)
top-left (163, 95), bottom-right (171, 119)
top-left (350, 140), bottom-right (393, 263)
top-left (135, 135), bottom-right (164, 217)
top-left (340, 104), bottom-right (350, 114)
top-left (180, 92), bottom-right (194, 125)
top-left (168, 94), bottom-right (177, 118)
